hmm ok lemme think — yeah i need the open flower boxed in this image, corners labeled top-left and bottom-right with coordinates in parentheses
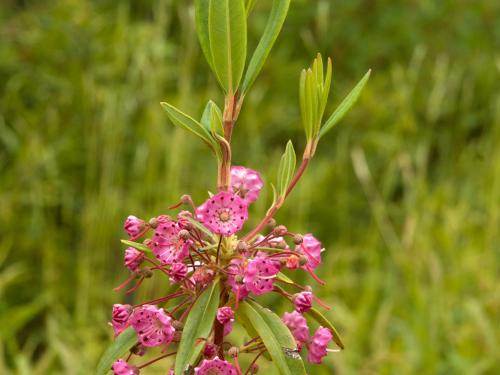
top-left (230, 166), bottom-right (264, 204)
top-left (297, 233), bottom-right (322, 269)
top-left (112, 359), bottom-right (139, 375)
top-left (150, 219), bottom-right (191, 265)
top-left (110, 304), bottom-right (132, 336)
top-left (227, 258), bottom-right (249, 301)
top-left (282, 311), bottom-right (309, 347)
top-left (130, 305), bottom-right (175, 347)
top-left (196, 192), bottom-right (248, 235)
top-left (307, 326), bottom-right (333, 364)
top-left (194, 357), bottom-right (238, 375)
top-left (244, 256), bottom-right (280, 295)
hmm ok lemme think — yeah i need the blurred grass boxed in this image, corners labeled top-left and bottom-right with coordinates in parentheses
top-left (0, 0), bottom-right (499, 374)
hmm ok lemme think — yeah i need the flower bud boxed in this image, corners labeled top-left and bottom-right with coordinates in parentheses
top-left (148, 217), bottom-right (159, 229)
top-left (228, 347), bottom-right (239, 358)
top-left (236, 241), bottom-right (248, 254)
top-left (273, 225), bottom-right (288, 236)
top-left (293, 291), bottom-right (313, 313)
top-left (124, 215), bottom-right (145, 238)
top-left (266, 218), bottom-right (277, 229)
top-left (172, 320), bottom-right (184, 330)
top-left (235, 274), bottom-right (244, 284)
top-left (130, 343), bottom-right (146, 356)
top-left (299, 255), bottom-right (308, 266)
top-left (293, 234), bottom-right (303, 245)
top-left (181, 195), bottom-right (191, 204)
top-left (141, 269), bottom-right (153, 278)
top-left (203, 343), bottom-right (217, 358)
top-left (178, 229), bottom-right (190, 240)
top-left (286, 255), bottom-right (300, 269)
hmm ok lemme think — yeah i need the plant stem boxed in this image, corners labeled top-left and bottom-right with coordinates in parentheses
top-left (242, 157), bottom-right (311, 241)
top-left (137, 352), bottom-right (176, 369)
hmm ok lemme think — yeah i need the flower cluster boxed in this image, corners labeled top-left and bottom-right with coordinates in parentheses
top-left (108, 166), bottom-right (339, 374)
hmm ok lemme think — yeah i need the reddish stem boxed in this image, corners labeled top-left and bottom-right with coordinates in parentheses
top-left (242, 157), bottom-right (311, 241)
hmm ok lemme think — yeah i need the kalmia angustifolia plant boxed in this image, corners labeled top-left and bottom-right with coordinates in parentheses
top-left (96, 1), bottom-right (370, 374)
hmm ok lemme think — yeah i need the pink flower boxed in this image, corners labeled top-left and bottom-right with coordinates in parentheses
top-left (307, 326), bottom-right (333, 364)
top-left (112, 359), bottom-right (139, 375)
top-left (227, 258), bottom-right (249, 300)
top-left (297, 233), bottom-right (322, 269)
top-left (294, 291), bottom-right (313, 313)
top-left (110, 304), bottom-right (132, 336)
top-left (217, 307), bottom-right (235, 336)
top-left (244, 256), bottom-right (280, 295)
top-left (230, 166), bottom-right (263, 204)
top-left (124, 247), bottom-right (144, 272)
top-left (194, 357), bottom-right (238, 374)
top-left (282, 311), bottom-right (309, 346)
top-left (150, 219), bottom-right (191, 265)
top-left (124, 216), bottom-right (145, 238)
top-left (129, 305), bottom-right (175, 347)
top-left (169, 262), bottom-right (188, 283)
top-left (196, 192), bottom-right (248, 235)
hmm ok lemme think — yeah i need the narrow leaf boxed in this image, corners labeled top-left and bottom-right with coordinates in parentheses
top-left (241, 0), bottom-right (291, 94)
top-left (195, 0), bottom-right (214, 68)
top-left (304, 307), bottom-right (345, 350)
top-left (95, 328), bottom-right (137, 375)
top-left (208, 0), bottom-right (247, 93)
top-left (277, 140), bottom-right (296, 197)
top-left (175, 281), bottom-right (220, 375)
top-left (240, 300), bottom-right (306, 375)
top-left (120, 240), bottom-right (152, 253)
top-left (319, 69), bottom-right (371, 138)
top-left (160, 102), bottom-right (214, 149)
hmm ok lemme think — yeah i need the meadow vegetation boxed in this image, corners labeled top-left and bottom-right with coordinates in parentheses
top-left (0, 0), bottom-right (499, 373)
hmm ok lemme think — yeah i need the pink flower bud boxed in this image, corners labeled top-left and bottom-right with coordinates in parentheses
top-left (112, 359), bottom-right (139, 375)
top-left (298, 233), bottom-right (322, 269)
top-left (216, 307), bottom-right (235, 325)
top-left (203, 343), bottom-right (217, 358)
top-left (169, 262), bottom-right (188, 283)
top-left (123, 215), bottom-right (145, 238)
top-left (110, 304), bottom-right (132, 336)
top-left (282, 311), bottom-right (309, 345)
top-left (124, 247), bottom-right (144, 272)
top-left (293, 291), bottom-right (313, 313)
top-left (307, 326), bottom-right (333, 364)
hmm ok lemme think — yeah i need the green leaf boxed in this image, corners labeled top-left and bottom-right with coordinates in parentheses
top-left (319, 69), bottom-right (371, 138)
top-left (160, 102), bottom-right (215, 150)
top-left (277, 140), bottom-right (296, 197)
top-left (186, 217), bottom-right (216, 242)
top-left (200, 100), bottom-right (223, 136)
top-left (95, 328), bottom-right (137, 375)
top-left (120, 239), bottom-right (152, 253)
top-left (245, 0), bottom-right (258, 15)
top-left (195, 0), bottom-right (213, 68)
top-left (240, 0), bottom-right (290, 95)
top-left (175, 281), bottom-right (220, 375)
top-left (304, 307), bottom-right (345, 350)
top-left (208, 0), bottom-right (247, 94)
top-left (240, 300), bottom-right (306, 375)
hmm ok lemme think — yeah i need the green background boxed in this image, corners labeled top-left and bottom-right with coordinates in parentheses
top-left (1, 0), bottom-right (499, 374)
